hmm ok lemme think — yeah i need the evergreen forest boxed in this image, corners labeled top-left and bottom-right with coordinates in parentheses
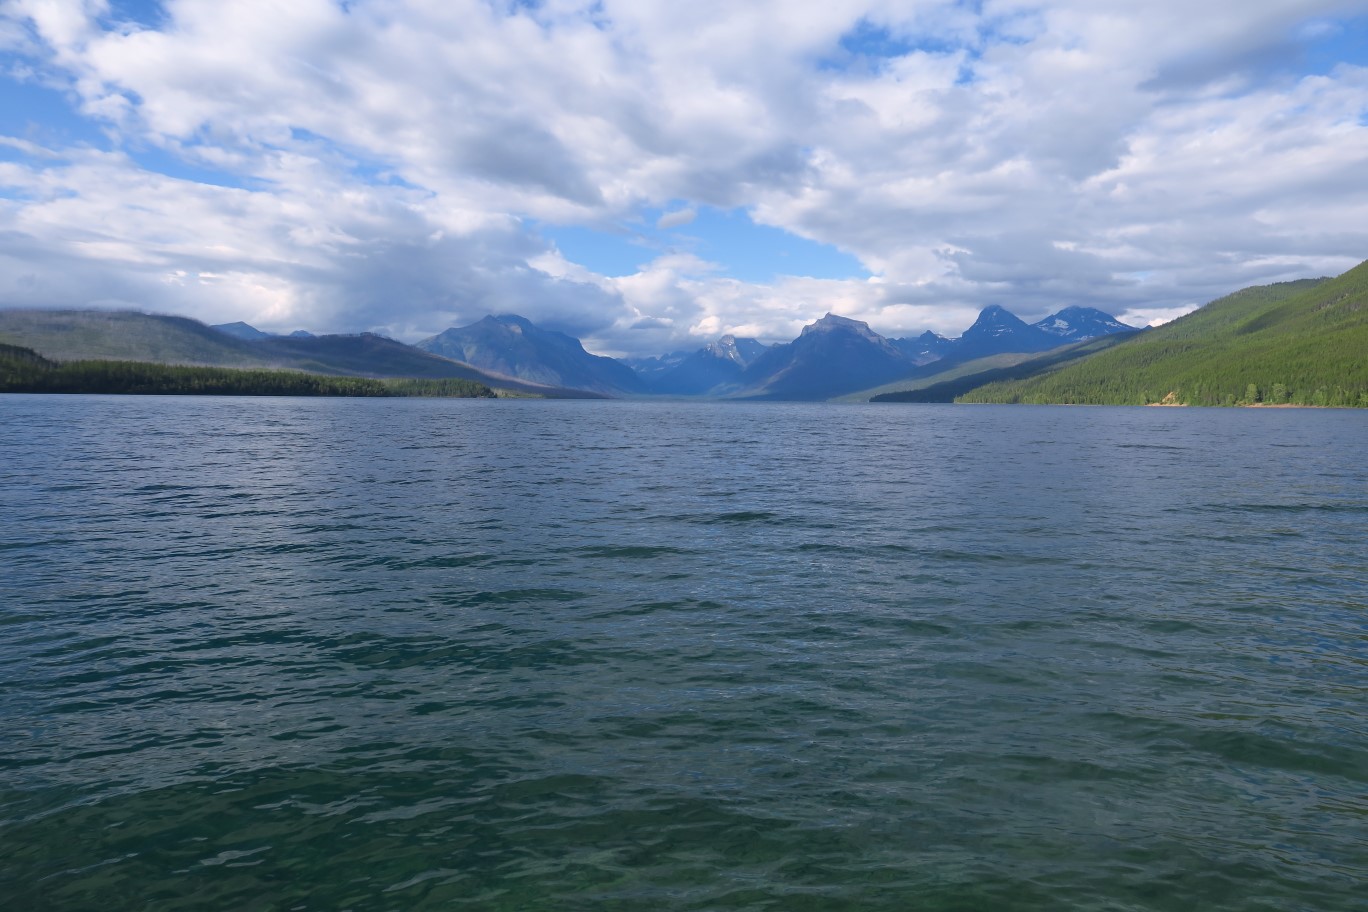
top-left (956, 263), bottom-right (1368, 407)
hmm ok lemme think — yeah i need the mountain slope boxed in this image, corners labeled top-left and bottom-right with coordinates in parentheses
top-left (957, 270), bottom-right (1368, 406)
top-left (212, 321), bottom-right (316, 340)
top-left (252, 333), bottom-right (514, 381)
top-left (836, 349), bottom-right (1080, 403)
top-left (1031, 307), bottom-right (1137, 342)
top-left (211, 321), bottom-right (274, 340)
top-left (649, 335), bottom-right (770, 395)
top-left (880, 306), bottom-right (1133, 376)
top-left (890, 330), bottom-right (955, 365)
top-left (0, 310), bottom-right (284, 367)
top-left (0, 342), bottom-right (495, 398)
top-left (0, 309), bottom-right (589, 396)
top-left (952, 305), bottom-right (1062, 360)
top-left (622, 350), bottom-right (688, 384)
top-left (737, 314), bottom-right (912, 400)
top-left (417, 314), bottom-right (644, 395)
top-left (872, 333), bottom-right (1140, 403)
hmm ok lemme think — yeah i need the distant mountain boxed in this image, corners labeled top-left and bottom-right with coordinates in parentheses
top-left (246, 334), bottom-right (597, 396)
top-left (1031, 307), bottom-right (1136, 342)
top-left (709, 335), bottom-right (770, 366)
top-left (648, 334), bottom-right (772, 395)
top-left (416, 314), bottom-right (645, 395)
top-left (958, 266), bottom-right (1367, 407)
top-left (631, 305), bottom-right (1137, 401)
top-left (872, 333), bottom-right (1139, 403)
top-left (212, 321), bottom-right (317, 340)
top-left (951, 305), bottom-right (1062, 361)
top-left (1, 310), bottom-right (286, 367)
top-left (0, 341), bottom-right (495, 398)
top-left (2, 301), bottom-right (1150, 404)
top-left (252, 332), bottom-right (503, 381)
top-left (737, 314), bottom-right (912, 400)
top-left (0, 310), bottom-right (589, 397)
top-left (212, 321), bottom-right (273, 340)
top-left (891, 330), bottom-right (955, 365)
top-left (620, 350), bottom-right (689, 383)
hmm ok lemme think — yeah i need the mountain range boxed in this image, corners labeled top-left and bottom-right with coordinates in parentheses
top-left (416, 315), bottom-right (645, 396)
top-left (626, 335), bottom-right (774, 396)
top-left (0, 310), bottom-right (601, 398)
top-left (954, 261), bottom-right (1368, 407)
top-left (11, 265), bottom-right (1361, 407)
top-left (402, 304), bottom-right (1138, 400)
top-left (656, 305), bottom-right (1137, 400)
top-left (2, 302), bottom-right (1139, 401)
top-left (212, 321), bottom-right (316, 340)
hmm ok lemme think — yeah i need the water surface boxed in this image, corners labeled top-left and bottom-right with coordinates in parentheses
top-left (2, 397), bottom-right (1365, 910)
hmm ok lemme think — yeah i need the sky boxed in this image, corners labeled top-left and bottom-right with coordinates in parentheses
top-left (1, 0), bottom-right (1367, 357)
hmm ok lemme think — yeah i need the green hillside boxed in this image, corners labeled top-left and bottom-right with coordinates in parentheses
top-left (0, 310), bottom-right (281, 367)
top-left (0, 309), bottom-right (484, 377)
top-left (0, 309), bottom-right (602, 397)
top-left (956, 266), bottom-right (1368, 407)
top-left (865, 334), bottom-right (1137, 403)
top-left (836, 351), bottom-right (1047, 403)
top-left (0, 343), bottom-right (495, 398)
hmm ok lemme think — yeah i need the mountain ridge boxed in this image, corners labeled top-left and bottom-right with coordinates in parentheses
top-left (0, 310), bottom-right (599, 398)
top-left (644, 334), bottom-right (772, 396)
top-left (417, 314), bottom-right (644, 395)
top-left (6, 272), bottom-right (1357, 405)
top-left (955, 269), bottom-right (1367, 407)
top-left (736, 313), bottom-right (913, 400)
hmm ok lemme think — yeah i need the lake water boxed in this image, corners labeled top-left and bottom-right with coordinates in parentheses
top-left (1, 396), bottom-right (1365, 911)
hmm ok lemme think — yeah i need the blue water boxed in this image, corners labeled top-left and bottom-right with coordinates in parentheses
top-left (1, 396), bottom-right (1365, 910)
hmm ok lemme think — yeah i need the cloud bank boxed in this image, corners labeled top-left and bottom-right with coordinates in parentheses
top-left (1, 0), bottom-right (1366, 354)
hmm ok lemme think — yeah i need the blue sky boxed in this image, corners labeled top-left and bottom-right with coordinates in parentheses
top-left (1302, 16), bottom-right (1368, 72)
top-left (2, 1), bottom-right (1367, 354)
top-left (0, 79), bottom-right (103, 149)
top-left (541, 207), bottom-right (869, 283)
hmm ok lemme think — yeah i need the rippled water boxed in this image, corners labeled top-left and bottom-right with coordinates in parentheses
top-left (1, 395), bottom-right (1365, 911)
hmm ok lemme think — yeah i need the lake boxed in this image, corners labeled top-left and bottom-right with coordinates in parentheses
top-left (1, 396), bottom-right (1365, 910)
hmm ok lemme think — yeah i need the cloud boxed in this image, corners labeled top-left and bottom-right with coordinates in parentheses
top-left (656, 207), bottom-right (697, 229)
top-left (0, 0), bottom-right (1365, 356)
top-left (0, 142), bottom-right (628, 340)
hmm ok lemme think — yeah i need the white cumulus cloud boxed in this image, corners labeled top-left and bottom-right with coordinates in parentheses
top-left (0, 0), bottom-right (1365, 355)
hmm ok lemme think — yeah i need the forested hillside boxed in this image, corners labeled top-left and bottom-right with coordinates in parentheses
top-left (0, 344), bottom-right (495, 398)
top-left (957, 266), bottom-right (1368, 407)
top-left (869, 333), bottom-right (1138, 403)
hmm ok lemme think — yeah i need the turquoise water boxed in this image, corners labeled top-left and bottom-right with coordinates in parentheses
top-left (1, 396), bottom-right (1365, 910)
